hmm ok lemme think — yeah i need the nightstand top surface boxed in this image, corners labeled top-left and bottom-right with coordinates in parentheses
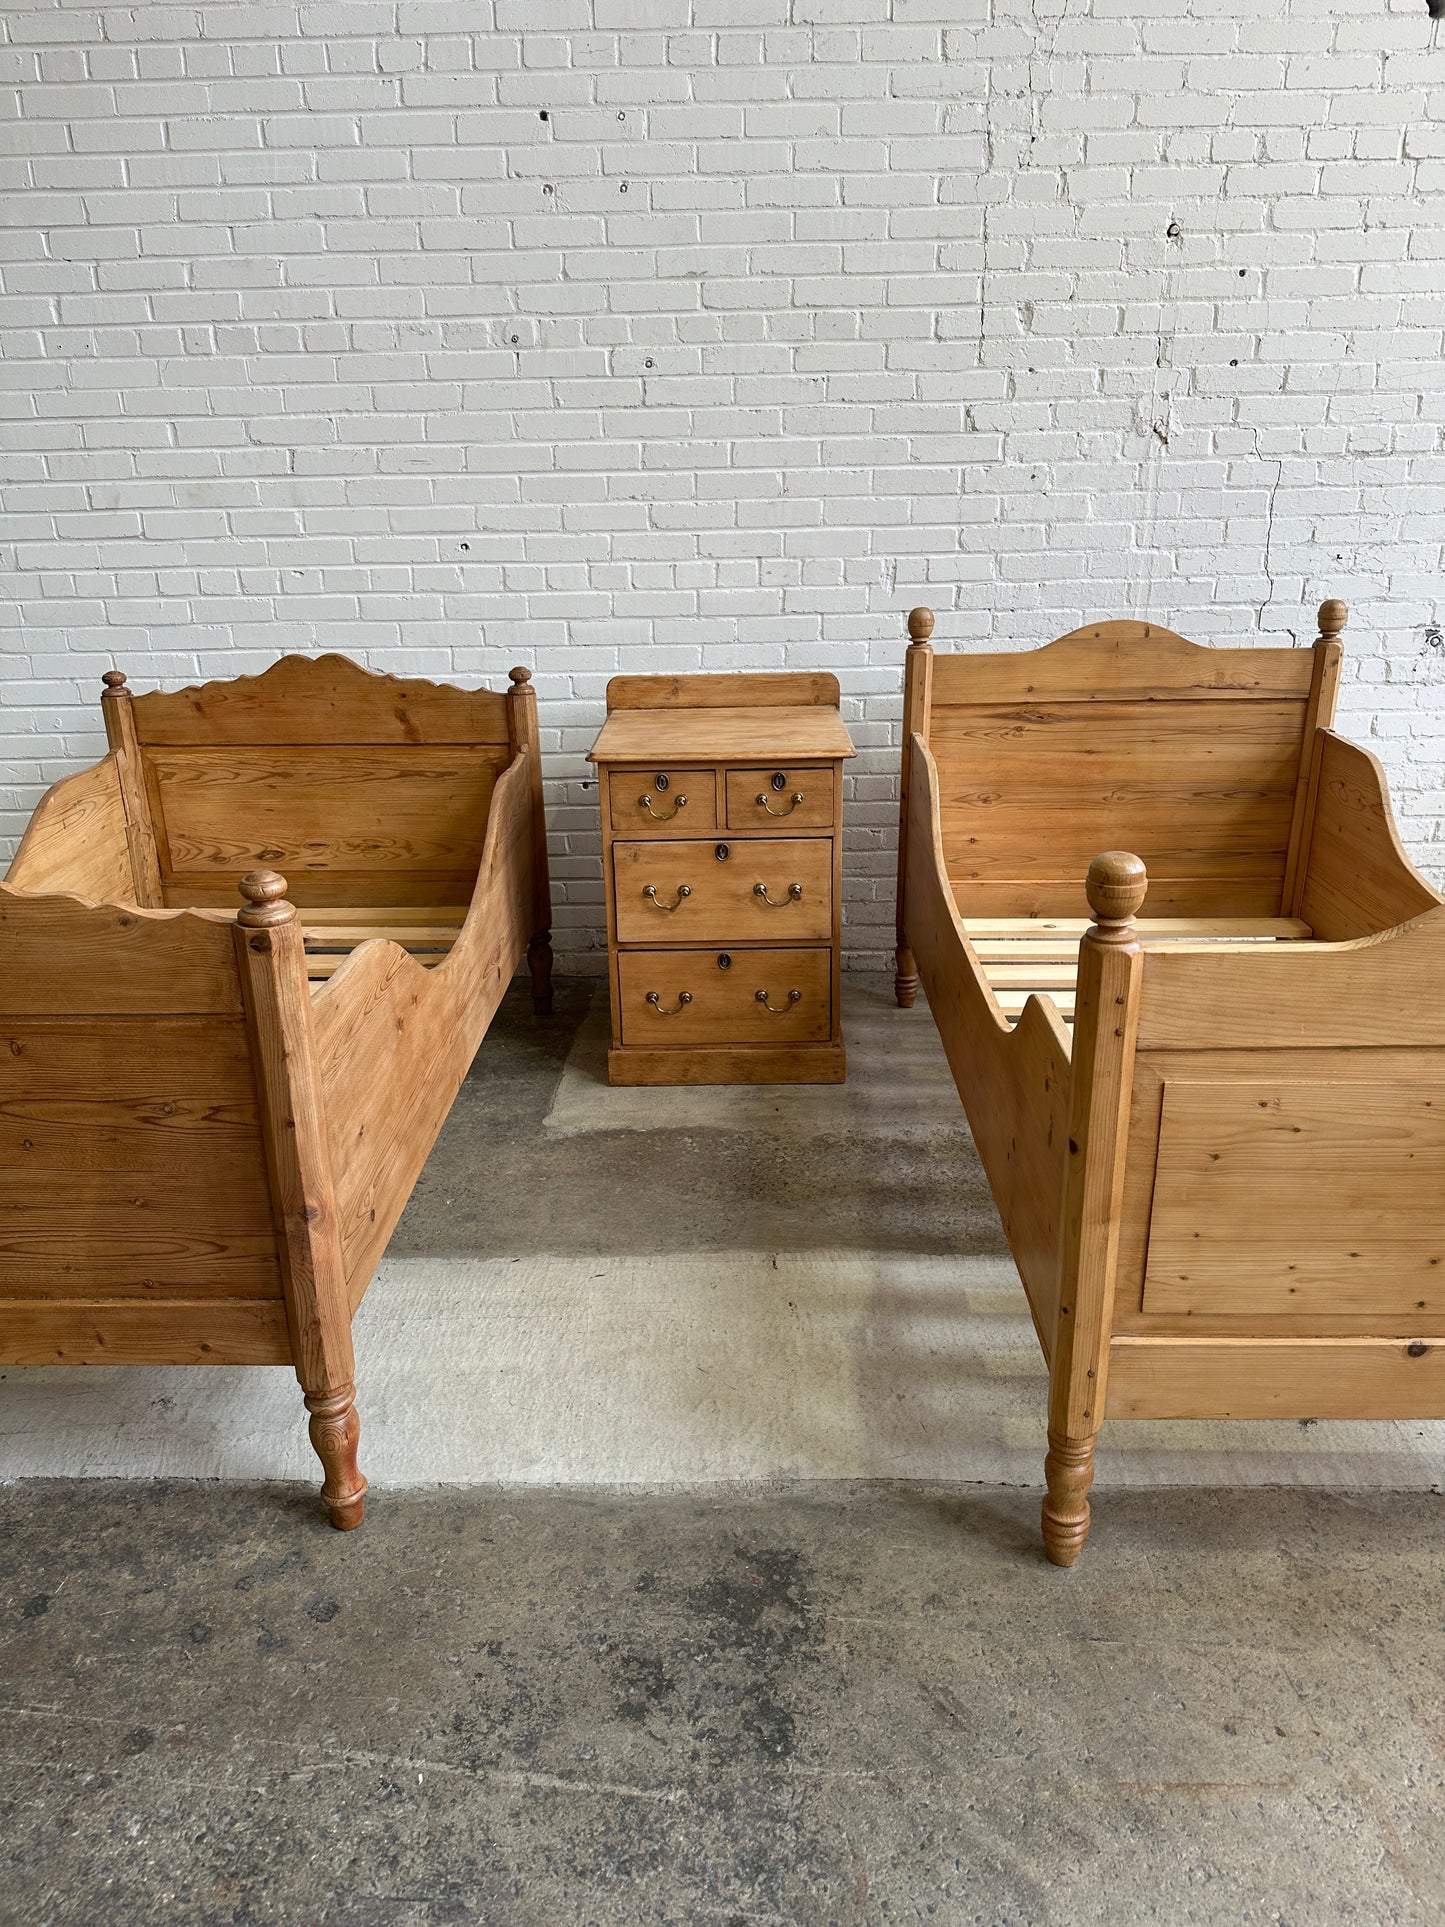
top-left (588, 705), bottom-right (856, 765)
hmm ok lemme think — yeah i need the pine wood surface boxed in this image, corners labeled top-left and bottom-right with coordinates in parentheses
top-left (612, 836), bottom-right (834, 946)
top-left (588, 706), bottom-right (856, 765)
top-left (896, 599), bottom-right (1445, 1561)
top-left (610, 769), bottom-right (718, 837)
top-left (616, 946), bottom-right (832, 1046)
top-left (604, 671), bottom-right (841, 712)
top-left (0, 654), bottom-right (551, 1528)
top-left (722, 768), bottom-right (837, 833)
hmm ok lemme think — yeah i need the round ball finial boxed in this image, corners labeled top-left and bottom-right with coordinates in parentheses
top-left (1317, 598), bottom-right (1348, 640)
top-left (907, 606), bottom-right (935, 644)
top-left (237, 868), bottom-right (294, 928)
top-left (1085, 850), bottom-right (1148, 930)
top-left (101, 669), bottom-right (128, 694)
top-left (509, 665), bottom-right (532, 685)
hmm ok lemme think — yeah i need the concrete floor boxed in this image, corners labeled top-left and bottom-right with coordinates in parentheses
top-left (2, 976), bottom-right (1443, 1923)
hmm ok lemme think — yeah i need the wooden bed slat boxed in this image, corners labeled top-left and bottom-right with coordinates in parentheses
top-left (964, 916), bottom-right (1312, 939)
top-left (298, 906), bottom-right (469, 927)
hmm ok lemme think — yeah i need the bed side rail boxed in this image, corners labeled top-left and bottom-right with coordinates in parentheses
top-left (309, 748), bottom-right (534, 1307)
top-left (903, 732), bottom-right (1073, 1349)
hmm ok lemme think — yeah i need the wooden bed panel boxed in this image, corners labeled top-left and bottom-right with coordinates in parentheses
top-left (142, 744), bottom-right (508, 909)
top-left (128, 653), bottom-right (511, 748)
top-left (1107, 1336), bottom-right (1445, 1421)
top-left (0, 888), bottom-right (243, 1016)
top-left (0, 1298), bottom-right (292, 1367)
top-left (313, 753), bottom-right (534, 1304)
top-left (1136, 906), bottom-right (1445, 1051)
top-left (905, 735), bottom-right (1071, 1347)
top-left (1297, 731), bottom-right (1440, 941)
top-left (926, 622), bottom-right (1319, 705)
top-left (1142, 1075), bottom-right (1445, 1323)
top-left (0, 1013), bottom-right (282, 1302)
top-left (1115, 1044), bottom-right (1445, 1336)
top-left (4, 755), bottom-right (135, 905)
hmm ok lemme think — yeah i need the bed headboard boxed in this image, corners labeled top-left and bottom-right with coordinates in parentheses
top-left (104, 655), bottom-right (516, 910)
top-left (904, 605), bottom-right (1345, 920)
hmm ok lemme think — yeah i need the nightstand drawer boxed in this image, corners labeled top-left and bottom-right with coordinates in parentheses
top-left (613, 837), bottom-right (833, 945)
top-left (618, 947), bottom-right (832, 1045)
top-left (725, 766), bottom-right (835, 833)
top-left (609, 768), bottom-right (716, 837)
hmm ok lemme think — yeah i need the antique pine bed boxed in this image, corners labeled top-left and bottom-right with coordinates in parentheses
top-left (894, 600), bottom-right (1445, 1564)
top-left (0, 655), bottom-right (552, 1528)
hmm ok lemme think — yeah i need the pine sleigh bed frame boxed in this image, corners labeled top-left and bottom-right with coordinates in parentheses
top-left (894, 600), bottom-right (1445, 1564)
top-left (0, 655), bottom-right (552, 1528)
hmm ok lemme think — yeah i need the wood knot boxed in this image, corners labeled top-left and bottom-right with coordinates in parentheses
top-left (236, 868), bottom-right (295, 928)
top-left (1085, 851), bottom-right (1147, 931)
top-left (907, 606), bottom-right (935, 644)
top-left (509, 665), bottom-right (532, 684)
top-left (1317, 598), bottom-right (1348, 639)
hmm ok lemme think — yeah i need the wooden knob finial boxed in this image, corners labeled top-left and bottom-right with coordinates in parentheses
top-left (1317, 598), bottom-right (1348, 641)
top-left (907, 607), bottom-right (935, 644)
top-left (509, 665), bottom-right (532, 685)
top-left (101, 669), bottom-right (128, 695)
top-left (1085, 851), bottom-right (1147, 934)
top-left (236, 868), bottom-right (296, 928)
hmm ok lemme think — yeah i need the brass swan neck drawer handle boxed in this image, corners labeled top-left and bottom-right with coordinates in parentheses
top-left (753, 881), bottom-right (803, 907)
top-left (639, 791), bottom-right (687, 821)
top-left (756, 790), bottom-right (804, 817)
top-left (643, 883), bottom-right (692, 912)
top-left (646, 990), bottom-right (692, 1016)
top-left (755, 988), bottom-right (802, 1014)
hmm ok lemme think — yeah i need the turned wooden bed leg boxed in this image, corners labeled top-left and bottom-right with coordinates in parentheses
top-left (895, 607), bottom-right (935, 1010)
top-left (1042, 851), bottom-right (1147, 1568)
top-left (304, 1382), bottom-right (367, 1531)
top-left (528, 927), bottom-right (554, 1015)
top-left (1042, 1429), bottom-right (1097, 1567)
top-left (895, 939), bottom-right (920, 1008)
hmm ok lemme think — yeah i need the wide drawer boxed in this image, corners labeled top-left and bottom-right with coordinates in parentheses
top-left (609, 768), bottom-right (716, 838)
top-left (613, 837), bottom-right (833, 945)
top-left (725, 766), bottom-right (835, 833)
top-left (618, 947), bottom-right (832, 1046)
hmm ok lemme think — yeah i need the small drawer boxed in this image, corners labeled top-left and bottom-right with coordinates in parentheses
top-left (609, 768), bottom-right (716, 838)
top-left (613, 837), bottom-right (833, 945)
top-left (725, 766), bottom-right (835, 833)
top-left (618, 947), bottom-right (832, 1046)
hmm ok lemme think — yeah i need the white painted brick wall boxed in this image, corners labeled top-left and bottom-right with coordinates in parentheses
top-left (3, 0), bottom-right (1444, 967)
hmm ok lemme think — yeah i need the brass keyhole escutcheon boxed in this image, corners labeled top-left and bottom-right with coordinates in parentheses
top-left (654, 772), bottom-right (670, 792)
top-left (770, 771), bottom-right (788, 792)
top-left (717, 953), bottom-right (732, 970)
top-left (715, 842), bottom-right (730, 861)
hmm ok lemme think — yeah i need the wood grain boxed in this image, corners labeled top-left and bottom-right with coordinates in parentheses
top-left (1297, 730), bottom-right (1441, 941)
top-left (613, 837), bottom-right (833, 946)
top-left (1107, 1335), bottom-right (1445, 1420)
top-left (101, 675), bottom-right (166, 905)
top-left (724, 768), bottom-right (836, 834)
top-left (589, 706), bottom-right (856, 766)
top-left (1142, 1078), bottom-right (1445, 1321)
top-left (606, 1041), bottom-right (846, 1085)
top-left (605, 672), bottom-right (841, 712)
top-left (4, 755), bottom-right (136, 905)
top-left (617, 946), bottom-right (832, 1046)
top-left (928, 622), bottom-right (1318, 705)
top-left (0, 1298), bottom-right (292, 1367)
top-left (0, 887), bottom-right (243, 1015)
top-left (610, 770), bottom-right (718, 838)
top-left (130, 653), bottom-right (511, 747)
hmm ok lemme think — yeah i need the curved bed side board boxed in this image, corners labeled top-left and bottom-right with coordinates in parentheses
top-left (904, 732), bottom-right (1073, 1353)
top-left (5, 752), bottom-right (137, 906)
top-left (1293, 727), bottom-right (1442, 940)
top-left (310, 747), bottom-right (537, 1312)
